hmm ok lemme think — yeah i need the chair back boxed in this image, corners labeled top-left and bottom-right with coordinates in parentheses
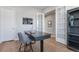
top-left (18, 32), bottom-right (24, 43)
top-left (25, 32), bottom-right (36, 41)
top-left (18, 32), bottom-right (32, 44)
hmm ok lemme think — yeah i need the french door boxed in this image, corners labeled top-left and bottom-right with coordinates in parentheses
top-left (36, 13), bottom-right (44, 32)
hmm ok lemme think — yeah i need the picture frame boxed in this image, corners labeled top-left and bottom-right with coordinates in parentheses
top-left (23, 17), bottom-right (33, 24)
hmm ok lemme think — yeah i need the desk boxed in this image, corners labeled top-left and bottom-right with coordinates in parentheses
top-left (25, 31), bottom-right (51, 52)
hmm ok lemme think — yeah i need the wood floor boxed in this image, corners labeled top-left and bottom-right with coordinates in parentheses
top-left (0, 37), bottom-right (73, 52)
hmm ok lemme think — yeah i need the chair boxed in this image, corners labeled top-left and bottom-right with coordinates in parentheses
top-left (18, 32), bottom-right (35, 52)
top-left (25, 32), bottom-right (36, 44)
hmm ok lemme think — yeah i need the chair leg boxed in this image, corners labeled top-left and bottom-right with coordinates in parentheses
top-left (19, 43), bottom-right (22, 52)
top-left (23, 43), bottom-right (33, 52)
top-left (24, 44), bottom-right (27, 52)
top-left (30, 44), bottom-right (33, 52)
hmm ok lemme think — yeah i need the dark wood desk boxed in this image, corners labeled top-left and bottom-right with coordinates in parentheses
top-left (25, 31), bottom-right (51, 52)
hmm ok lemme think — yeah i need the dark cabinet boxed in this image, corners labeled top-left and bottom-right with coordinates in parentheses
top-left (67, 7), bottom-right (79, 51)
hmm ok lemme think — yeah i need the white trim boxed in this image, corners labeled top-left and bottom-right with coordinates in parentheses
top-left (56, 38), bottom-right (67, 45)
top-left (0, 38), bottom-right (18, 43)
top-left (0, 35), bottom-right (18, 43)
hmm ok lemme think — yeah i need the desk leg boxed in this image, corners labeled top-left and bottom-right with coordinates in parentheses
top-left (40, 40), bottom-right (43, 52)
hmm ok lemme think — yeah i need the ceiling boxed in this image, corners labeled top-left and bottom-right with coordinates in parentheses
top-left (45, 10), bottom-right (55, 17)
top-left (1, 6), bottom-right (55, 11)
top-left (31, 6), bottom-right (50, 10)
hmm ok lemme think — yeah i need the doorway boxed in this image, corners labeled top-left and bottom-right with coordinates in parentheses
top-left (45, 10), bottom-right (56, 37)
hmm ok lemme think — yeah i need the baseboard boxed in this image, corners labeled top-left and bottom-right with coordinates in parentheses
top-left (0, 37), bottom-right (18, 43)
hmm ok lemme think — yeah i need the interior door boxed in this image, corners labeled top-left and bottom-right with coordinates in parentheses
top-left (1, 9), bottom-right (16, 41)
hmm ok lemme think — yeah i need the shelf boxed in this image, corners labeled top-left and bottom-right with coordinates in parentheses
top-left (74, 18), bottom-right (79, 20)
top-left (68, 40), bottom-right (79, 44)
top-left (68, 41), bottom-right (79, 50)
top-left (67, 46), bottom-right (79, 52)
top-left (68, 33), bottom-right (79, 36)
top-left (70, 26), bottom-right (79, 28)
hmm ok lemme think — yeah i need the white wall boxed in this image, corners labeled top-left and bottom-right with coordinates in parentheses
top-left (0, 10), bottom-right (1, 40)
top-left (42, 6), bottom-right (56, 13)
top-left (0, 6), bottom-right (41, 42)
top-left (15, 7), bottom-right (41, 32)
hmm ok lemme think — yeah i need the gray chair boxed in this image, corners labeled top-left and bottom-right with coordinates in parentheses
top-left (25, 32), bottom-right (36, 43)
top-left (18, 32), bottom-right (35, 52)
